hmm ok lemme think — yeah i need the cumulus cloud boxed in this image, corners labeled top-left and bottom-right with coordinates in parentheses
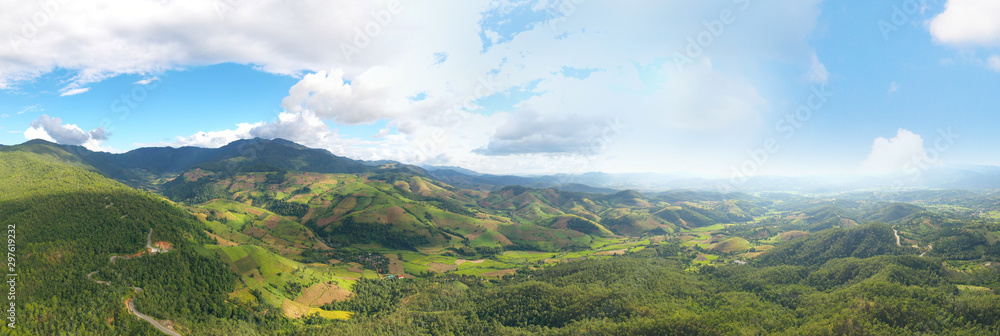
top-left (281, 69), bottom-right (408, 125)
top-left (24, 115), bottom-right (111, 151)
top-left (475, 112), bottom-right (613, 155)
top-left (145, 122), bottom-right (262, 148)
top-left (0, 0), bottom-right (411, 91)
top-left (3, 0), bottom-right (826, 174)
top-left (140, 111), bottom-right (343, 151)
top-left (859, 129), bottom-right (929, 175)
top-left (929, 0), bottom-right (1000, 47)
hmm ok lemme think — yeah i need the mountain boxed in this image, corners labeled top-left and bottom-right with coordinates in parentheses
top-left (8, 138), bottom-right (1000, 335)
top-left (755, 223), bottom-right (914, 266)
top-left (0, 138), bottom-right (392, 190)
top-left (0, 149), bottom-right (251, 334)
top-left (421, 165), bottom-right (483, 176)
top-left (15, 138), bottom-right (1000, 195)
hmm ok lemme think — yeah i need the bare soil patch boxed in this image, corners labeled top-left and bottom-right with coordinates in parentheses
top-left (381, 206), bottom-right (405, 224)
top-left (428, 263), bottom-right (458, 273)
top-left (300, 208), bottom-right (316, 224)
top-left (482, 269), bottom-right (518, 278)
top-left (317, 215), bottom-right (337, 227)
top-left (295, 282), bottom-right (352, 306)
top-left (596, 249), bottom-right (627, 256)
top-left (454, 259), bottom-right (487, 265)
top-left (550, 217), bottom-right (570, 229)
top-left (264, 216), bottom-right (282, 229)
top-left (780, 231), bottom-right (809, 241)
top-left (282, 299), bottom-right (310, 319)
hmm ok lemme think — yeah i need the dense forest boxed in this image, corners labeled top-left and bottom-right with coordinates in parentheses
top-left (6, 145), bottom-right (1000, 335)
top-left (0, 152), bottom-right (271, 335)
top-left (288, 252), bottom-right (1000, 335)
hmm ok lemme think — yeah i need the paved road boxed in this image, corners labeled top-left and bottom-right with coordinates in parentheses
top-left (128, 297), bottom-right (181, 336)
top-left (86, 271), bottom-right (110, 286)
top-left (85, 228), bottom-right (181, 335)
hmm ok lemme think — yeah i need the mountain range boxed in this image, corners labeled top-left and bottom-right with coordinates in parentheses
top-left (6, 137), bottom-right (1000, 335)
top-left (6, 138), bottom-right (1000, 195)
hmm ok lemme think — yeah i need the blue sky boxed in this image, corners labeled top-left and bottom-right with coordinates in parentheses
top-left (1, 0), bottom-right (999, 177)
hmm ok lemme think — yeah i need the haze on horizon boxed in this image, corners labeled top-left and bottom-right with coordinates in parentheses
top-left (1, 0), bottom-right (999, 179)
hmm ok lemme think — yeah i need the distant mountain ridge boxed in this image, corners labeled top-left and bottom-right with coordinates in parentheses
top-left (9, 138), bottom-right (1000, 194)
top-left (2, 138), bottom-right (391, 189)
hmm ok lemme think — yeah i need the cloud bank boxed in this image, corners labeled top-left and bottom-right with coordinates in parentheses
top-left (23, 115), bottom-right (111, 151)
top-left (5, 0), bottom-right (827, 174)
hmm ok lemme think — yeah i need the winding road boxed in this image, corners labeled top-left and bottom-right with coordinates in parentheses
top-left (895, 228), bottom-right (933, 257)
top-left (128, 290), bottom-right (181, 336)
top-left (86, 227), bottom-right (180, 335)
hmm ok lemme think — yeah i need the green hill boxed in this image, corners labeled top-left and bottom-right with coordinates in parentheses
top-left (0, 150), bottom-right (274, 335)
top-left (755, 223), bottom-right (915, 266)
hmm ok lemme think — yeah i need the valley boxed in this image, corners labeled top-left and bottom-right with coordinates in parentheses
top-left (4, 139), bottom-right (1000, 335)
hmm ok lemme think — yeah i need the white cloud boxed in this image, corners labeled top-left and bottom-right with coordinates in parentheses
top-left (23, 126), bottom-right (55, 143)
top-left (989, 55), bottom-right (1000, 72)
top-left (929, 0), bottom-right (1000, 46)
top-left (888, 81), bottom-right (899, 93)
top-left (2, 0), bottom-right (826, 174)
top-left (0, 0), bottom-right (414, 91)
top-left (859, 129), bottom-right (929, 175)
top-left (17, 105), bottom-right (41, 115)
top-left (142, 122), bottom-right (262, 148)
top-left (805, 53), bottom-right (829, 84)
top-left (281, 69), bottom-right (409, 125)
top-left (134, 77), bottom-right (159, 85)
top-left (23, 115), bottom-right (114, 152)
top-left (60, 87), bottom-right (90, 96)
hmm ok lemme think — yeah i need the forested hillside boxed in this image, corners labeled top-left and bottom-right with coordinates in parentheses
top-left (290, 251), bottom-right (1000, 335)
top-left (5, 139), bottom-right (1000, 335)
top-left (0, 151), bottom-right (265, 335)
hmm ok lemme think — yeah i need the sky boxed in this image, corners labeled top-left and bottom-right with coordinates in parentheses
top-left (1, 0), bottom-right (999, 178)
